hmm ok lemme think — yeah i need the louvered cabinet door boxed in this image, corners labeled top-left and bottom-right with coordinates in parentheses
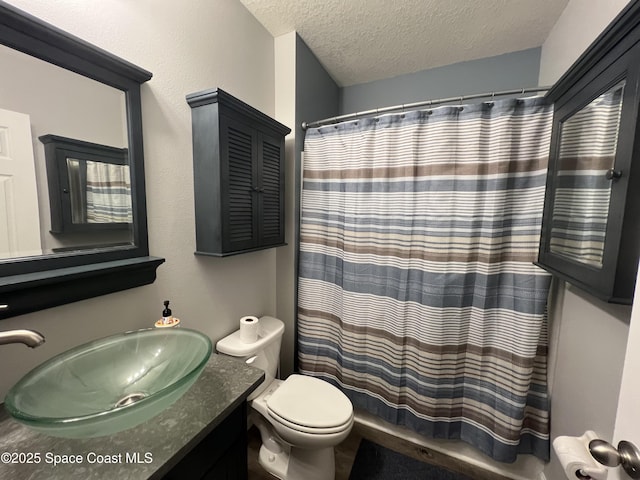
top-left (257, 132), bottom-right (285, 247)
top-left (188, 88), bottom-right (290, 256)
top-left (220, 116), bottom-right (259, 253)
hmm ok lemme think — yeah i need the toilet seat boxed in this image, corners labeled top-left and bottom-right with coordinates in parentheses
top-left (266, 374), bottom-right (353, 434)
top-left (268, 408), bottom-right (353, 435)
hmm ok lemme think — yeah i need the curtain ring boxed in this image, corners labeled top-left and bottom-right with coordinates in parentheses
top-left (487, 91), bottom-right (495, 107)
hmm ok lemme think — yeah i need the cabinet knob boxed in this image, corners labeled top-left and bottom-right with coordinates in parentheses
top-left (252, 187), bottom-right (265, 193)
top-left (605, 168), bottom-right (623, 180)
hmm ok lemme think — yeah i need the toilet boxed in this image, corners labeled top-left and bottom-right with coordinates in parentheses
top-left (216, 316), bottom-right (354, 480)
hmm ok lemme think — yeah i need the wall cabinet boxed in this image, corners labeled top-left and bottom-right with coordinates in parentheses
top-left (537, 2), bottom-right (640, 304)
top-left (187, 88), bottom-right (291, 256)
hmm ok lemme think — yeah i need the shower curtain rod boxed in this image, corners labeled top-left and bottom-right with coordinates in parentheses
top-left (301, 86), bottom-right (551, 130)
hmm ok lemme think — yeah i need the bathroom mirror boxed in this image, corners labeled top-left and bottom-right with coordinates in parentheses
top-left (0, 1), bottom-right (163, 319)
top-left (548, 81), bottom-right (625, 268)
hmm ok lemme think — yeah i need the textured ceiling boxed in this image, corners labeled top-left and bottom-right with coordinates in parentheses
top-left (239, 0), bottom-right (569, 86)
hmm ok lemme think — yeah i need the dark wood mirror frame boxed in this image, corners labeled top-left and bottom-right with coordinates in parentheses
top-left (0, 1), bottom-right (164, 319)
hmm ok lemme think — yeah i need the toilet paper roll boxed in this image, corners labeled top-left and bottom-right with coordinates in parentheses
top-left (239, 316), bottom-right (259, 343)
top-left (553, 431), bottom-right (608, 480)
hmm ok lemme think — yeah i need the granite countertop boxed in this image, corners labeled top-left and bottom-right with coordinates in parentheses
top-left (0, 354), bottom-right (264, 479)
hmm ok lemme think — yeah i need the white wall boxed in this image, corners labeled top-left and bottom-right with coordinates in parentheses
top-left (538, 1), bottom-right (633, 479)
top-left (0, 0), bottom-right (278, 398)
top-left (610, 261), bottom-right (640, 480)
top-left (539, 0), bottom-right (631, 86)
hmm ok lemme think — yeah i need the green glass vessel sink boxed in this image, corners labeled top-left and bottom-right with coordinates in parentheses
top-left (5, 328), bottom-right (212, 438)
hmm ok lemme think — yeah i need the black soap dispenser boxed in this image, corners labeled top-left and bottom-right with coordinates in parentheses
top-left (162, 300), bottom-right (172, 325)
top-left (155, 300), bottom-right (180, 328)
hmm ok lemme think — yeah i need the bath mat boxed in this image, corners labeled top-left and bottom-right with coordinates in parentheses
top-left (348, 439), bottom-right (474, 480)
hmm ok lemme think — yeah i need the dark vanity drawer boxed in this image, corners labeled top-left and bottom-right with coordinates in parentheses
top-left (163, 403), bottom-right (248, 480)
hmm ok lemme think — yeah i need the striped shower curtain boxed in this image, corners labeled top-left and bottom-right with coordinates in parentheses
top-left (85, 161), bottom-right (133, 223)
top-left (298, 97), bottom-right (554, 462)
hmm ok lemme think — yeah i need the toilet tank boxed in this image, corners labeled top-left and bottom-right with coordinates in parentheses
top-left (216, 316), bottom-right (284, 399)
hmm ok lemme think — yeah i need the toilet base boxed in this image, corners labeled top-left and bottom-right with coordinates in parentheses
top-left (258, 443), bottom-right (335, 480)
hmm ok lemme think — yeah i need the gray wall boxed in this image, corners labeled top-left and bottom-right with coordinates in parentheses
top-left (340, 47), bottom-right (541, 115)
top-left (296, 35), bottom-right (340, 158)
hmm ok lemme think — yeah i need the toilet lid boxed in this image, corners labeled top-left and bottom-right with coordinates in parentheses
top-left (266, 375), bottom-right (353, 429)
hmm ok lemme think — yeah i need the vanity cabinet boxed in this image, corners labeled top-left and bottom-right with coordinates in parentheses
top-left (186, 88), bottom-right (291, 256)
top-left (163, 403), bottom-right (248, 480)
top-left (537, 2), bottom-right (640, 304)
top-left (0, 354), bottom-right (264, 480)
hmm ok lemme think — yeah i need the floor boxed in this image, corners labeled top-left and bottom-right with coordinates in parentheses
top-left (247, 422), bottom-right (515, 480)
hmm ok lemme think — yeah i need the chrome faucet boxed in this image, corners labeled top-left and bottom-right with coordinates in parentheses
top-left (0, 329), bottom-right (45, 348)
